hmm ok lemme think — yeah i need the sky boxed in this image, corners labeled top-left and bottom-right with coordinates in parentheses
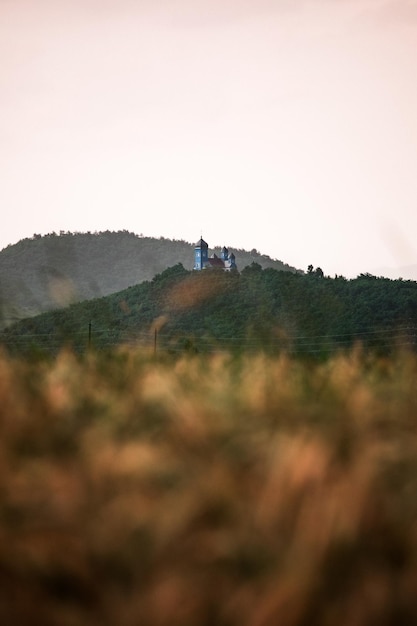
top-left (1, 0), bottom-right (417, 278)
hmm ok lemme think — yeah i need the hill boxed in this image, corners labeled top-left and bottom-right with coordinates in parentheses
top-left (0, 231), bottom-right (299, 328)
top-left (2, 264), bottom-right (417, 358)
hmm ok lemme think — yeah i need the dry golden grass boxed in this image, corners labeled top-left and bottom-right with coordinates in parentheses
top-left (1, 347), bottom-right (417, 625)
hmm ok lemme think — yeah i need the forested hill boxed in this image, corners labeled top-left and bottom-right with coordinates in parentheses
top-left (0, 231), bottom-right (298, 328)
top-left (2, 263), bottom-right (417, 357)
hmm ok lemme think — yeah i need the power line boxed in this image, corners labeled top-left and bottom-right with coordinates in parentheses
top-left (1, 321), bottom-right (416, 355)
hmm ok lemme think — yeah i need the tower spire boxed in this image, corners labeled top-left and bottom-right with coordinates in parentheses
top-left (194, 235), bottom-right (208, 270)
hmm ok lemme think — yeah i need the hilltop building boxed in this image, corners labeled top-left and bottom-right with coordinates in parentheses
top-left (194, 238), bottom-right (237, 271)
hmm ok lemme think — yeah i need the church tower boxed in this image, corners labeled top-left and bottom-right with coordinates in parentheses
top-left (194, 237), bottom-right (209, 270)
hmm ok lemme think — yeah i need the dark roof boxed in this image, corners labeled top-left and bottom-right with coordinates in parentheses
top-left (206, 257), bottom-right (225, 268)
top-left (195, 238), bottom-right (208, 247)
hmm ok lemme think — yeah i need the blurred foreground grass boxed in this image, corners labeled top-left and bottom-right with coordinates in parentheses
top-left (1, 347), bottom-right (417, 625)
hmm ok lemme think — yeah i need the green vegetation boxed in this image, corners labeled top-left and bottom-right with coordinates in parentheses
top-left (0, 231), bottom-right (297, 328)
top-left (2, 264), bottom-right (417, 358)
top-left (1, 347), bottom-right (417, 625)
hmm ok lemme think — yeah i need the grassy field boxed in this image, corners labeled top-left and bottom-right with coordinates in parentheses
top-left (1, 347), bottom-right (417, 625)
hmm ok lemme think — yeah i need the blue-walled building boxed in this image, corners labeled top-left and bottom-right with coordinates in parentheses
top-left (194, 238), bottom-right (237, 271)
top-left (194, 238), bottom-right (209, 270)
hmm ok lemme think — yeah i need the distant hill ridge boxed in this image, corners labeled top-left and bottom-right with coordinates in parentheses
top-left (0, 231), bottom-right (299, 328)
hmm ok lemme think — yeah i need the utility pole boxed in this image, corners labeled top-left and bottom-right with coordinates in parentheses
top-left (154, 327), bottom-right (157, 355)
top-left (88, 321), bottom-right (92, 349)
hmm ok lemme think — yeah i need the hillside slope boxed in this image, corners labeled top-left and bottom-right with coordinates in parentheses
top-left (3, 264), bottom-right (417, 357)
top-left (0, 231), bottom-right (299, 328)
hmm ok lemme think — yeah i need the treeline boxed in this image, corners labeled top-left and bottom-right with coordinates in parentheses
top-left (2, 264), bottom-right (417, 357)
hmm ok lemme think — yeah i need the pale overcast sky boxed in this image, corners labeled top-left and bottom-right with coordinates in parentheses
top-left (1, 0), bottom-right (417, 277)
